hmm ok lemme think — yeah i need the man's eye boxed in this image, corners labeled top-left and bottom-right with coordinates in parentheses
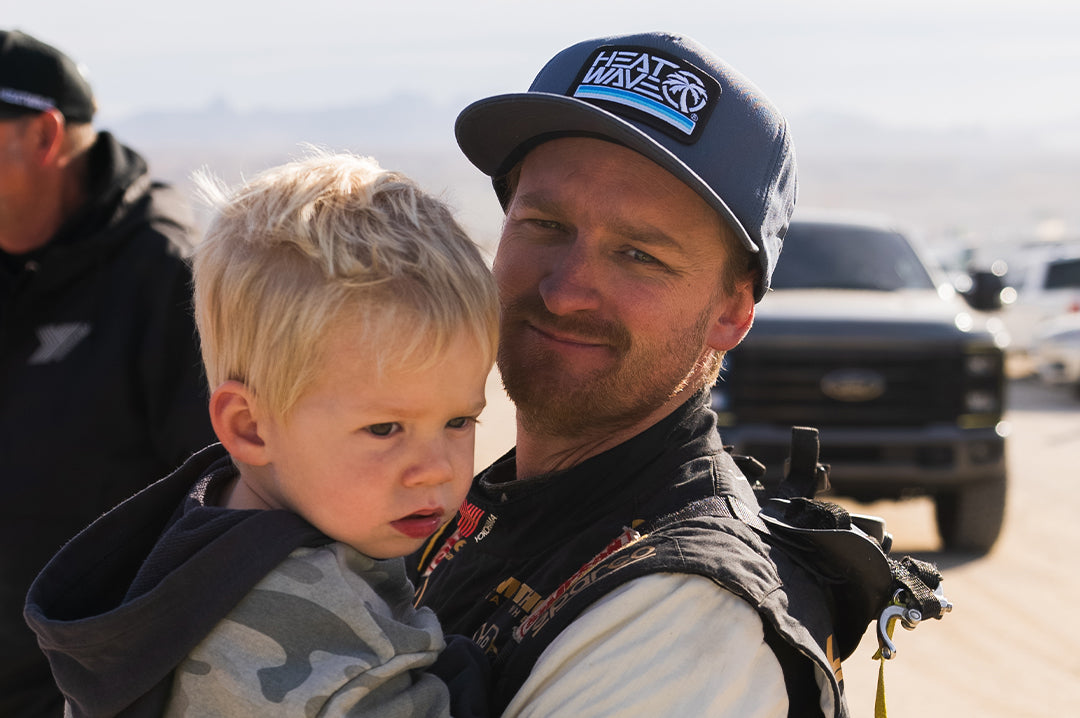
top-left (367, 423), bottom-right (399, 437)
top-left (446, 417), bottom-right (475, 430)
top-left (625, 248), bottom-right (659, 265)
top-left (512, 214), bottom-right (563, 231)
top-left (518, 219), bottom-right (557, 233)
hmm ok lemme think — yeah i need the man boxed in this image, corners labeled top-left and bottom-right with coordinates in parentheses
top-left (411, 32), bottom-right (847, 717)
top-left (0, 30), bottom-right (215, 716)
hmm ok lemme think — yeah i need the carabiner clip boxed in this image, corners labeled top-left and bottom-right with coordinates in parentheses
top-left (876, 583), bottom-right (952, 659)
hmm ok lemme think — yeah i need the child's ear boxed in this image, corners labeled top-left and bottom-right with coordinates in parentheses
top-left (209, 381), bottom-right (270, 466)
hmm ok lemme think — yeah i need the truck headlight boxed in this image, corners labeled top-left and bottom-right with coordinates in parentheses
top-left (960, 345), bottom-right (1005, 427)
top-left (964, 390), bottom-right (1000, 414)
top-left (965, 353), bottom-right (999, 376)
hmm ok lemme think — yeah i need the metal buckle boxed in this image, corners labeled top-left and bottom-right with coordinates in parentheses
top-left (876, 584), bottom-right (953, 659)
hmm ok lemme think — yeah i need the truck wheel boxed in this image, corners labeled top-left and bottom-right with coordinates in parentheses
top-left (934, 475), bottom-right (1007, 553)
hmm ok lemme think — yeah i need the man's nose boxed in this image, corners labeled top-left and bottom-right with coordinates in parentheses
top-left (538, 240), bottom-right (602, 315)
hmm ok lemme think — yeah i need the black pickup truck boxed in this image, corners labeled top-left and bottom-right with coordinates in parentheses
top-left (714, 215), bottom-right (1009, 553)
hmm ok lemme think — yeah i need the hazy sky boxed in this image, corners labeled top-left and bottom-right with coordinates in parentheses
top-left (6, 0), bottom-right (1079, 132)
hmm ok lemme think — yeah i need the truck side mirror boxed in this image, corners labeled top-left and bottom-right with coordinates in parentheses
top-left (965, 270), bottom-right (1006, 311)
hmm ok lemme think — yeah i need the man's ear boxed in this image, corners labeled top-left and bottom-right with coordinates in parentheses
top-left (209, 381), bottom-right (270, 467)
top-left (27, 109), bottom-right (66, 166)
top-left (706, 281), bottom-right (756, 352)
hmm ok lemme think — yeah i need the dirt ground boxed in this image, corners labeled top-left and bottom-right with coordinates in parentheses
top-left (472, 374), bottom-right (1080, 718)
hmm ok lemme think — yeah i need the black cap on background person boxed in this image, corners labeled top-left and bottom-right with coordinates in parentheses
top-left (0, 29), bottom-right (96, 122)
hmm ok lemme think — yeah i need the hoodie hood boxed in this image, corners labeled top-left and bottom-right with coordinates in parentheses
top-left (4, 132), bottom-right (195, 293)
top-left (24, 445), bottom-right (329, 717)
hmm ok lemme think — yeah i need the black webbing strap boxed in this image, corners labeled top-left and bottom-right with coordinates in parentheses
top-left (762, 623), bottom-right (828, 718)
top-left (647, 493), bottom-right (769, 535)
top-left (888, 556), bottom-right (946, 620)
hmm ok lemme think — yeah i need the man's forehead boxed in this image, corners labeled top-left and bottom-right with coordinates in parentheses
top-left (509, 153), bottom-right (729, 262)
top-left (517, 137), bottom-right (689, 191)
top-left (516, 139), bottom-right (724, 218)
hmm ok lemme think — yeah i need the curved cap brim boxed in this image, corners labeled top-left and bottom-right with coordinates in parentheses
top-left (455, 92), bottom-right (759, 256)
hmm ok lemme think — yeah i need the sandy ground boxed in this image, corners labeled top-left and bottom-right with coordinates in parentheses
top-left (472, 373), bottom-right (1080, 717)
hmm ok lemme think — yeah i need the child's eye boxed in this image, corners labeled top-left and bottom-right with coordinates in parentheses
top-left (366, 422), bottom-right (400, 437)
top-left (446, 416), bottom-right (475, 430)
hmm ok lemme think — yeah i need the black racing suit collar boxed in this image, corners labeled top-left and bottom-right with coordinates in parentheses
top-left (468, 388), bottom-right (724, 555)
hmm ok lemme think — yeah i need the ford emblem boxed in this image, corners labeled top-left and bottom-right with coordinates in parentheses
top-left (820, 368), bottom-right (886, 402)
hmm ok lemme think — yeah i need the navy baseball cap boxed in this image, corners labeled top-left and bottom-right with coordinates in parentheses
top-left (455, 31), bottom-right (797, 301)
top-left (0, 30), bottom-right (96, 123)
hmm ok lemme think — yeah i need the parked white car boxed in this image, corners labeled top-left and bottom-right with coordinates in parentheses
top-left (1032, 314), bottom-right (1080, 394)
top-left (999, 243), bottom-right (1080, 353)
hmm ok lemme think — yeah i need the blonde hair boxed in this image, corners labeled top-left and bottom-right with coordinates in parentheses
top-left (193, 150), bottom-right (499, 419)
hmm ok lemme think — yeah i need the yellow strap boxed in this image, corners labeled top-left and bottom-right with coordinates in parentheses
top-left (875, 654), bottom-right (888, 718)
top-left (872, 618), bottom-right (896, 718)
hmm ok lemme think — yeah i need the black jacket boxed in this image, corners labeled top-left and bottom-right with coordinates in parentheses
top-left (411, 390), bottom-right (847, 717)
top-left (1, 132), bottom-right (216, 717)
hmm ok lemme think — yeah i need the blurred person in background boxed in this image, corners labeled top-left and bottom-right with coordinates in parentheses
top-left (0, 29), bottom-right (214, 716)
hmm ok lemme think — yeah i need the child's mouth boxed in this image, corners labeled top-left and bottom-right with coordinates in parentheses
top-left (391, 509), bottom-right (445, 539)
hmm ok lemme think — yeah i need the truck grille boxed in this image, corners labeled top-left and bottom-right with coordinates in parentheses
top-left (720, 346), bottom-right (964, 428)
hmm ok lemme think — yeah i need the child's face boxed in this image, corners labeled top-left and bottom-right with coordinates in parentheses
top-left (253, 322), bottom-right (490, 559)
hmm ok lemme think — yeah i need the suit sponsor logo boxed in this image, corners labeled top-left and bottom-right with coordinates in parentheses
top-left (417, 501), bottom-right (496, 580)
top-left (514, 528), bottom-right (649, 641)
top-left (457, 500), bottom-right (484, 538)
top-left (474, 514), bottom-right (496, 542)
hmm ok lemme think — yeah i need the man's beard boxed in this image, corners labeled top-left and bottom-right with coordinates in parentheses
top-left (497, 293), bottom-right (714, 440)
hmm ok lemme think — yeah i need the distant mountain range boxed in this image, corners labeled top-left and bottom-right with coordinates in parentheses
top-left (106, 94), bottom-right (461, 154)
top-left (104, 95), bottom-right (1080, 262)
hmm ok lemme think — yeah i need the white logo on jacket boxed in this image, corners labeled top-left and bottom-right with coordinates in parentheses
top-left (28, 323), bottom-right (92, 365)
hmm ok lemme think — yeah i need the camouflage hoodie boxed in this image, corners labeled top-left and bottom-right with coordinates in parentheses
top-left (25, 444), bottom-right (466, 717)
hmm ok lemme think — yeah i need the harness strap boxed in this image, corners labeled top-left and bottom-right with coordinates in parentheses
top-left (762, 620), bottom-right (829, 718)
top-left (648, 493), bottom-right (767, 533)
top-left (889, 556), bottom-right (946, 619)
top-left (646, 495), bottom-right (829, 718)
top-left (875, 638), bottom-right (891, 718)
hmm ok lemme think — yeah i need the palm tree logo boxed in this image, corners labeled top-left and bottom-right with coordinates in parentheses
top-left (662, 71), bottom-right (709, 114)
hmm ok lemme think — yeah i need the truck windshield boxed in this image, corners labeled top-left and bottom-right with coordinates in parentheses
top-left (1045, 258), bottom-right (1080, 290)
top-left (771, 223), bottom-right (936, 291)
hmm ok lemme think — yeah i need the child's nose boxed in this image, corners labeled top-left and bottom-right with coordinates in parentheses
top-left (402, 441), bottom-right (455, 487)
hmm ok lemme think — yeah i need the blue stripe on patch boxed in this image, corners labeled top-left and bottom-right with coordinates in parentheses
top-left (574, 85), bottom-right (696, 135)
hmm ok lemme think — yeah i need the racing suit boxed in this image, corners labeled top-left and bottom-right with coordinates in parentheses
top-left (412, 390), bottom-right (848, 717)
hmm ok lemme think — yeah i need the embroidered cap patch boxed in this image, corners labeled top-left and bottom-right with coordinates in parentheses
top-left (569, 45), bottom-right (721, 143)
